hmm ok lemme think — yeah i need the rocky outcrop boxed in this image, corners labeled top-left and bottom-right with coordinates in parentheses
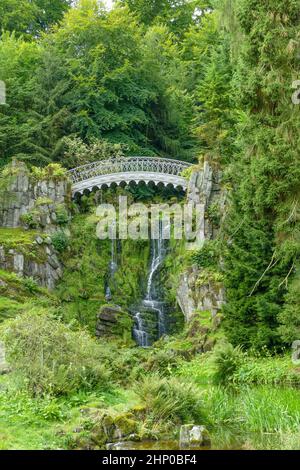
top-left (96, 305), bottom-right (134, 341)
top-left (177, 162), bottom-right (226, 323)
top-left (0, 341), bottom-right (9, 375)
top-left (177, 266), bottom-right (225, 323)
top-left (179, 425), bottom-right (211, 449)
top-left (68, 409), bottom-right (140, 450)
top-left (0, 161), bottom-right (70, 231)
top-left (0, 161), bottom-right (71, 289)
top-left (186, 161), bottom-right (223, 250)
top-left (0, 237), bottom-right (63, 290)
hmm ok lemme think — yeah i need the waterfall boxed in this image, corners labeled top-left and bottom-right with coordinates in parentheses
top-left (105, 238), bottom-right (118, 301)
top-left (132, 222), bottom-right (167, 347)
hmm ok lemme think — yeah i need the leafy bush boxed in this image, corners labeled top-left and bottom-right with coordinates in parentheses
top-left (190, 241), bottom-right (219, 269)
top-left (213, 343), bottom-right (245, 385)
top-left (137, 374), bottom-right (205, 425)
top-left (145, 349), bottom-right (179, 375)
top-left (51, 231), bottom-right (69, 252)
top-left (1, 309), bottom-right (110, 396)
top-left (22, 277), bottom-right (39, 294)
top-left (62, 136), bottom-right (127, 168)
top-left (31, 164), bottom-right (67, 181)
top-left (55, 205), bottom-right (69, 225)
top-left (20, 211), bottom-right (40, 229)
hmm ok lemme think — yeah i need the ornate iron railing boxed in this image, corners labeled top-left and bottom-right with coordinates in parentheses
top-left (68, 157), bottom-right (191, 185)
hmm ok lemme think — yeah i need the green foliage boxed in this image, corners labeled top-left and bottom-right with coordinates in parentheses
top-left (213, 343), bottom-right (245, 385)
top-left (1, 309), bottom-right (110, 396)
top-left (0, 1), bottom-right (197, 166)
top-left (20, 211), bottom-right (40, 229)
top-left (203, 385), bottom-right (300, 436)
top-left (233, 355), bottom-right (300, 387)
top-left (51, 230), bottom-right (69, 252)
top-left (0, 0), bottom-right (72, 38)
top-left (30, 163), bottom-right (68, 181)
top-left (55, 205), bottom-right (69, 225)
top-left (0, 228), bottom-right (37, 248)
top-left (122, 0), bottom-right (211, 39)
top-left (62, 137), bottom-right (127, 169)
top-left (278, 271), bottom-right (300, 343)
top-left (190, 240), bottom-right (219, 269)
top-left (137, 374), bottom-right (206, 426)
top-left (221, 0), bottom-right (300, 349)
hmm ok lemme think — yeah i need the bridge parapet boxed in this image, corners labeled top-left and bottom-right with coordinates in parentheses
top-left (69, 157), bottom-right (192, 195)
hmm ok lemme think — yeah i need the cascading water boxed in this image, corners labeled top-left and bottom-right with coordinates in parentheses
top-left (132, 223), bottom-right (168, 347)
top-left (105, 237), bottom-right (118, 301)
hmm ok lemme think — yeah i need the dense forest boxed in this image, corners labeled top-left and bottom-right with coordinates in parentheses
top-left (0, 0), bottom-right (300, 452)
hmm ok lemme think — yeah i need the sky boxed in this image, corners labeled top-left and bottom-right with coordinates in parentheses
top-left (103, 0), bottom-right (114, 9)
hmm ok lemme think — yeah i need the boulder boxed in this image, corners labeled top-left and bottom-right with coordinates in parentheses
top-left (179, 425), bottom-right (211, 449)
top-left (96, 305), bottom-right (134, 341)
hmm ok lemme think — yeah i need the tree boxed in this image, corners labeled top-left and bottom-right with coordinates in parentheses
top-left (29, 1), bottom-right (195, 164)
top-left (122, 0), bottom-right (212, 38)
top-left (0, 33), bottom-right (47, 166)
top-left (0, 0), bottom-right (72, 38)
top-left (221, 0), bottom-right (300, 349)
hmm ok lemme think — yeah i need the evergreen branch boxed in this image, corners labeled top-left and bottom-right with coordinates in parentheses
top-left (248, 253), bottom-right (279, 297)
top-left (278, 263), bottom-right (295, 290)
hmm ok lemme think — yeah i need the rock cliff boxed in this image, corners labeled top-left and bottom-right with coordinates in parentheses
top-left (0, 161), bottom-right (71, 289)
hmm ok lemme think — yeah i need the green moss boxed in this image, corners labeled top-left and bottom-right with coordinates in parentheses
top-left (0, 229), bottom-right (48, 264)
top-left (0, 297), bottom-right (25, 321)
top-left (196, 269), bottom-right (224, 288)
top-left (0, 228), bottom-right (37, 249)
top-left (0, 268), bottom-right (53, 323)
top-left (35, 197), bottom-right (53, 207)
top-left (56, 213), bottom-right (149, 333)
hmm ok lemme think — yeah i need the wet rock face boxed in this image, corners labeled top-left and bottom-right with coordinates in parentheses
top-left (96, 305), bottom-right (134, 340)
top-left (179, 425), bottom-right (211, 449)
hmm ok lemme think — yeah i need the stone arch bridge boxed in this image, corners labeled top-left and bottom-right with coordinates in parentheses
top-left (69, 157), bottom-right (192, 196)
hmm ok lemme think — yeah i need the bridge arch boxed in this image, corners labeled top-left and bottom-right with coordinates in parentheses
top-left (69, 157), bottom-right (192, 196)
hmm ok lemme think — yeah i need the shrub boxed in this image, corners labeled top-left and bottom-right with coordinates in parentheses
top-left (51, 231), bottom-right (69, 252)
top-left (20, 211), bottom-right (40, 229)
top-left (190, 240), bottom-right (219, 269)
top-left (213, 343), bottom-right (245, 385)
top-left (0, 309), bottom-right (110, 396)
top-left (145, 349), bottom-right (179, 375)
top-left (55, 205), bottom-right (69, 225)
top-left (137, 374), bottom-right (205, 426)
top-left (31, 164), bottom-right (67, 181)
top-left (22, 277), bottom-right (39, 294)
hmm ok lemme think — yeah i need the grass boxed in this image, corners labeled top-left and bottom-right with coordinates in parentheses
top-left (0, 374), bottom-right (139, 450)
top-left (200, 385), bottom-right (300, 450)
top-left (234, 355), bottom-right (300, 386)
top-left (0, 269), bottom-right (53, 322)
top-left (0, 228), bottom-right (37, 249)
top-left (176, 352), bottom-right (216, 385)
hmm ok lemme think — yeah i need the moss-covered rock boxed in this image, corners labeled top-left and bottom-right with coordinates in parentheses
top-left (96, 305), bottom-right (134, 344)
top-left (68, 410), bottom-right (140, 450)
